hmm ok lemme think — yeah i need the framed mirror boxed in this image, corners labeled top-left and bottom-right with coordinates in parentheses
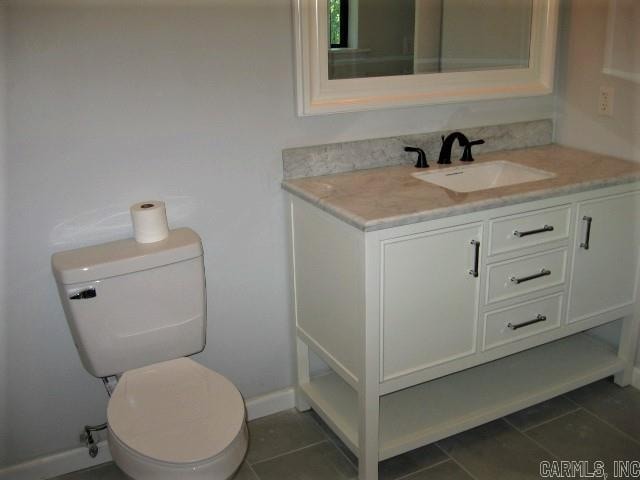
top-left (293, 0), bottom-right (559, 115)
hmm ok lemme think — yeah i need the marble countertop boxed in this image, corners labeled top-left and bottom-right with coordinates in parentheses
top-left (282, 145), bottom-right (640, 231)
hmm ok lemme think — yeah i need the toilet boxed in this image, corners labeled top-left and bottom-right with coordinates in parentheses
top-left (52, 228), bottom-right (248, 480)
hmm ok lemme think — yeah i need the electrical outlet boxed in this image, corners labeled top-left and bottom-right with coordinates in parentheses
top-left (599, 86), bottom-right (614, 116)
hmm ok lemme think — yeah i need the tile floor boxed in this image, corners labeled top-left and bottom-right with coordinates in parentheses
top-left (51, 378), bottom-right (640, 480)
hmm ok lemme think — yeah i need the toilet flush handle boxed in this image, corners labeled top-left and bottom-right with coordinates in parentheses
top-left (69, 288), bottom-right (97, 300)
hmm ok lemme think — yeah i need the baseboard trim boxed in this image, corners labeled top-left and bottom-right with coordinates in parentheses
top-left (633, 366), bottom-right (640, 390)
top-left (0, 387), bottom-right (296, 480)
top-left (245, 386), bottom-right (296, 421)
top-left (0, 440), bottom-right (112, 480)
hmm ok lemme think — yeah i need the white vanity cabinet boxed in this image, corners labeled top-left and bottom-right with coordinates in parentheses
top-left (288, 183), bottom-right (640, 480)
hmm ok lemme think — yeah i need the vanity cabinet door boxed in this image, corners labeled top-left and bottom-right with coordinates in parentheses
top-left (568, 192), bottom-right (640, 324)
top-left (381, 223), bottom-right (482, 381)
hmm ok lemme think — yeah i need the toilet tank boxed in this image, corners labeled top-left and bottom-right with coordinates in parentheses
top-left (52, 228), bottom-right (206, 378)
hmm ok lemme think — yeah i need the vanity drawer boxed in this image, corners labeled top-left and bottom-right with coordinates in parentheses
top-left (489, 206), bottom-right (571, 256)
top-left (483, 293), bottom-right (563, 351)
top-left (486, 248), bottom-right (568, 304)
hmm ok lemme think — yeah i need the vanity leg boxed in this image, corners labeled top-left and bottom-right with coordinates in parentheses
top-left (359, 235), bottom-right (381, 479)
top-left (295, 338), bottom-right (311, 411)
top-left (614, 314), bottom-right (640, 387)
top-left (358, 388), bottom-right (379, 480)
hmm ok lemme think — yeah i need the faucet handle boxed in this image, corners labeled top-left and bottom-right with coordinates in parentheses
top-left (404, 146), bottom-right (429, 169)
top-left (461, 139), bottom-right (485, 162)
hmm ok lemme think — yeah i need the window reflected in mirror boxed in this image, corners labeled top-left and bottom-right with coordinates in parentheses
top-left (328, 0), bottom-right (533, 80)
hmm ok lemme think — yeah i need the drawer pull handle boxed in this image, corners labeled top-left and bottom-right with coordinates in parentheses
top-left (513, 225), bottom-right (554, 238)
top-left (469, 240), bottom-right (480, 278)
top-left (508, 314), bottom-right (547, 331)
top-left (580, 216), bottom-right (593, 250)
top-left (510, 268), bottom-right (551, 284)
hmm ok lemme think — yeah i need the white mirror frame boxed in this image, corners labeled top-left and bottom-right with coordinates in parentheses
top-left (293, 0), bottom-right (559, 116)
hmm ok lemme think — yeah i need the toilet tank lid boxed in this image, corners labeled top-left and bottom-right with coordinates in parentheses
top-left (52, 228), bottom-right (203, 285)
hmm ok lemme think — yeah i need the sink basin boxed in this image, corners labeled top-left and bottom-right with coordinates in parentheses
top-left (412, 161), bottom-right (555, 193)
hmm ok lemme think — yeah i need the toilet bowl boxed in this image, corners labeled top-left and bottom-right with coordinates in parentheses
top-left (106, 358), bottom-right (248, 480)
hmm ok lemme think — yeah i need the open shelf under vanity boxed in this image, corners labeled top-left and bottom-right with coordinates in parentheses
top-left (300, 333), bottom-right (625, 461)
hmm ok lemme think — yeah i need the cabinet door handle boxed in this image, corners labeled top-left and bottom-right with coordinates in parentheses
top-left (508, 314), bottom-right (547, 330)
top-left (580, 216), bottom-right (593, 250)
top-left (513, 225), bottom-right (554, 238)
top-left (469, 240), bottom-right (480, 278)
top-left (510, 268), bottom-right (551, 284)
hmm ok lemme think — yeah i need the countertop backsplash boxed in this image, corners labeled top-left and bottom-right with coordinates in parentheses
top-left (282, 119), bottom-right (553, 180)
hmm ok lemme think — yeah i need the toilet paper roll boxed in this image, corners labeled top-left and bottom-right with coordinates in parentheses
top-left (130, 201), bottom-right (169, 243)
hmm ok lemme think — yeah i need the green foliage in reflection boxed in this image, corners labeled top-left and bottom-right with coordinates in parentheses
top-left (329, 0), bottom-right (341, 46)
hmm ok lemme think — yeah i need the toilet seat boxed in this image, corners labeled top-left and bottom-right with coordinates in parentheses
top-left (107, 357), bottom-right (246, 466)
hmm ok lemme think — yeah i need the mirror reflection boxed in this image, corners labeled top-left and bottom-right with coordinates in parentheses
top-left (328, 0), bottom-right (533, 80)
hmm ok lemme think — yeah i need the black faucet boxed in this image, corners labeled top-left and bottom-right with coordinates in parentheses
top-left (438, 132), bottom-right (486, 164)
top-left (404, 146), bottom-right (429, 169)
top-left (438, 132), bottom-right (468, 164)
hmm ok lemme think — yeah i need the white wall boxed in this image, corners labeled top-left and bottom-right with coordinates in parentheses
top-left (1, 0), bottom-right (554, 467)
top-left (555, 0), bottom-right (640, 161)
top-left (0, 0), bottom-right (8, 468)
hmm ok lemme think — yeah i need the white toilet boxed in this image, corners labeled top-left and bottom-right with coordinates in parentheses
top-left (52, 228), bottom-right (248, 480)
